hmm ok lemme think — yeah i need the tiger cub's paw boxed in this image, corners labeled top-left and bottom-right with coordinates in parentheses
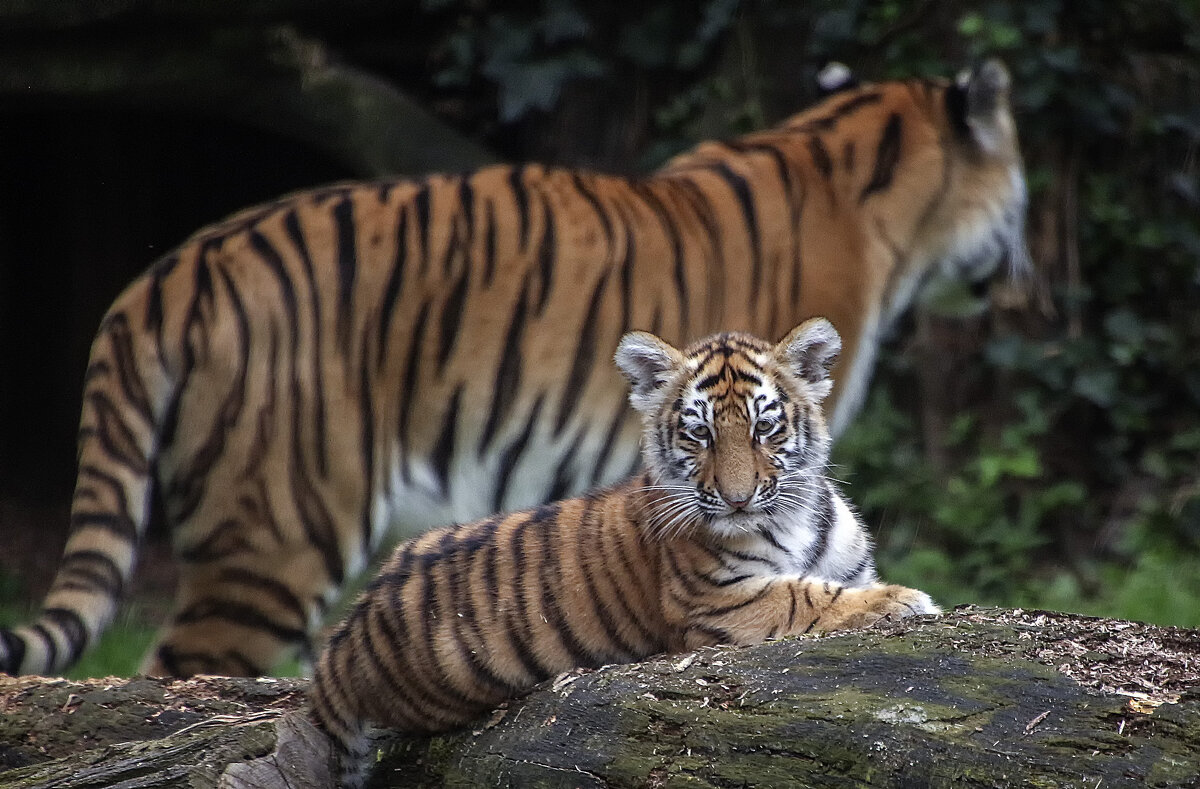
top-left (819, 584), bottom-right (941, 632)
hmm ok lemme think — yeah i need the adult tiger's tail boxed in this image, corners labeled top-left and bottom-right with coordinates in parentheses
top-left (1, 305), bottom-right (167, 675)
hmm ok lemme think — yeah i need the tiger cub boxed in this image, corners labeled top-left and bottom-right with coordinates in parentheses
top-left (310, 319), bottom-right (938, 786)
top-left (1, 60), bottom-right (1021, 679)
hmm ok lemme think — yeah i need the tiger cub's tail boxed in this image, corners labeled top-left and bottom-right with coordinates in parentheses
top-left (1, 308), bottom-right (167, 676)
top-left (310, 644), bottom-right (372, 788)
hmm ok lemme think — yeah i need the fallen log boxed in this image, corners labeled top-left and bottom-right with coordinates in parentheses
top-left (1, 607), bottom-right (1197, 788)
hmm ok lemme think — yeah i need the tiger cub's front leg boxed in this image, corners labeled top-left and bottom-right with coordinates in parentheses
top-left (666, 570), bottom-right (938, 651)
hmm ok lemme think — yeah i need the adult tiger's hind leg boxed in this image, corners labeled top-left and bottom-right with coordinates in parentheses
top-left (142, 562), bottom-right (327, 677)
top-left (140, 508), bottom-right (337, 677)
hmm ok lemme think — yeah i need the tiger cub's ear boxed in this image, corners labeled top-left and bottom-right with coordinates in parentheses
top-left (776, 318), bottom-right (841, 401)
top-left (615, 331), bottom-right (683, 413)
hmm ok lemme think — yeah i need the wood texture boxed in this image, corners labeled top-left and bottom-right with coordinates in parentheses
top-left (1, 608), bottom-right (1197, 788)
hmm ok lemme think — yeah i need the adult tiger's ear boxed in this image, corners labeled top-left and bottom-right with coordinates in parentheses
top-left (816, 62), bottom-right (857, 96)
top-left (615, 331), bottom-right (683, 414)
top-left (946, 59), bottom-right (1015, 155)
top-left (777, 318), bottom-right (841, 401)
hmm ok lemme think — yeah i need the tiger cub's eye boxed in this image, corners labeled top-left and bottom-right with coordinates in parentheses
top-left (686, 425), bottom-right (712, 444)
top-left (754, 419), bottom-right (777, 438)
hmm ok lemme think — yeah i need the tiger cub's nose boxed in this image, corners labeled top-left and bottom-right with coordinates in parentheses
top-left (724, 492), bottom-right (753, 510)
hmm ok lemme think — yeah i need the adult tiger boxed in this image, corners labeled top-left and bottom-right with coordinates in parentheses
top-left (0, 60), bottom-right (1025, 678)
top-left (310, 319), bottom-right (939, 787)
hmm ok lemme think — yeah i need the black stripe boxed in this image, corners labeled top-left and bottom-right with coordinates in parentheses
top-left (668, 178), bottom-right (724, 323)
top-left (444, 540), bottom-right (520, 696)
top-left (696, 570), bottom-right (754, 588)
top-left (546, 428), bottom-right (586, 503)
top-left (0, 626), bottom-right (25, 673)
top-left (804, 483), bottom-right (835, 572)
top-left (732, 368), bottom-right (762, 386)
top-left (438, 269), bottom-right (470, 371)
top-left (414, 183), bottom-right (431, 265)
top-left (508, 167), bottom-right (530, 250)
top-left (694, 581), bottom-right (773, 617)
top-left (483, 198), bottom-right (498, 287)
top-left (358, 606), bottom-right (427, 728)
top-left (144, 255), bottom-right (175, 370)
top-left (553, 270), bottom-right (609, 436)
top-left (167, 267), bottom-right (251, 521)
top-left (398, 299), bottom-right (432, 483)
top-left (478, 279), bottom-right (529, 458)
top-left (482, 538), bottom-right (543, 683)
top-left (535, 505), bottom-right (596, 667)
top-left (844, 550), bottom-right (874, 585)
top-left (431, 384), bottom-right (463, 498)
top-left (105, 314), bottom-right (154, 423)
top-left (707, 162), bottom-right (762, 300)
top-left (377, 569), bottom-right (478, 714)
top-left (534, 195), bottom-right (555, 315)
top-left (248, 228), bottom-right (299, 356)
top-left (664, 547), bottom-right (704, 598)
top-left (632, 182), bottom-right (689, 331)
top-left (60, 548), bottom-right (125, 593)
top-left (457, 177), bottom-right (475, 234)
top-left (508, 516), bottom-right (552, 680)
top-left (217, 568), bottom-right (308, 629)
top-left (332, 197), bottom-right (357, 351)
top-left (416, 535), bottom-right (482, 703)
top-left (491, 395), bottom-right (544, 513)
top-left (359, 339), bottom-right (375, 554)
top-left (68, 511), bottom-right (137, 541)
top-left (174, 598), bottom-right (308, 645)
top-left (860, 113), bottom-right (903, 202)
top-left (685, 623), bottom-right (733, 644)
top-left (807, 136), bottom-right (833, 179)
top-left (42, 608), bottom-right (87, 665)
top-left (282, 210), bottom-right (329, 478)
top-left (717, 547), bottom-right (783, 574)
top-left (377, 210), bottom-right (408, 371)
top-left (618, 212), bottom-right (636, 334)
top-left (590, 400), bottom-right (630, 486)
top-left (575, 497), bottom-right (639, 658)
top-left (156, 644), bottom-right (261, 677)
top-left (755, 524), bottom-right (794, 563)
top-left (86, 392), bottom-right (149, 476)
top-left (787, 585), bottom-right (799, 631)
top-left (289, 365), bottom-right (344, 584)
top-left (178, 518), bottom-right (253, 563)
top-left (30, 623), bottom-right (58, 671)
top-left (797, 91), bottom-right (883, 132)
top-left (569, 172), bottom-right (616, 248)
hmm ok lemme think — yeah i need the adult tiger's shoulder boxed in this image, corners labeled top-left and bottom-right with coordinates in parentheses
top-left (1, 61), bottom-right (1022, 679)
top-left (309, 318), bottom-right (938, 786)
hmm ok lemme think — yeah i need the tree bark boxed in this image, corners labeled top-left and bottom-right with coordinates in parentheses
top-left (0, 25), bottom-right (498, 178)
top-left (1, 608), bottom-right (1197, 788)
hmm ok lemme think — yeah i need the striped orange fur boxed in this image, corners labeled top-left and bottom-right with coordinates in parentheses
top-left (309, 319), bottom-right (938, 786)
top-left (1, 61), bottom-right (1019, 678)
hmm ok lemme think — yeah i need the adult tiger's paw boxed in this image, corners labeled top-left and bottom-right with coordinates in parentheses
top-left (818, 584), bottom-right (941, 632)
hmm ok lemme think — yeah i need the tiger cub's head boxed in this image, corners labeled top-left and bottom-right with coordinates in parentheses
top-left (615, 319), bottom-right (841, 539)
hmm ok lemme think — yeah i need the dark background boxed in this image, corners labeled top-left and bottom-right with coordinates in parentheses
top-left (1, 1), bottom-right (1197, 664)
